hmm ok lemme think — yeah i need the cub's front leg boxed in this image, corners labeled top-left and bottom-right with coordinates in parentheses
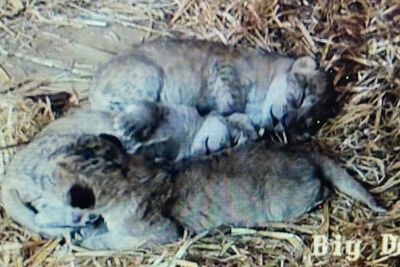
top-left (32, 198), bottom-right (100, 232)
top-left (78, 224), bottom-right (180, 251)
top-left (206, 62), bottom-right (249, 116)
top-left (78, 232), bottom-right (148, 250)
top-left (1, 188), bottom-right (76, 238)
top-left (113, 101), bottom-right (165, 153)
top-left (225, 113), bottom-right (259, 145)
top-left (77, 207), bottom-right (181, 250)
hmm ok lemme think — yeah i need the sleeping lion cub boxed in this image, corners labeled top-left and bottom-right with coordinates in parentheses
top-left (89, 39), bottom-right (331, 136)
top-left (2, 133), bottom-right (181, 248)
top-left (2, 132), bottom-right (384, 250)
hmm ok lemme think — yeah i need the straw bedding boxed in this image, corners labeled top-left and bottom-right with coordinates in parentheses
top-left (0, 0), bottom-right (399, 266)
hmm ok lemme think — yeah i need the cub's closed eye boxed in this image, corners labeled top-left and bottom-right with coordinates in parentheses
top-left (99, 133), bottom-right (124, 150)
top-left (24, 202), bottom-right (39, 214)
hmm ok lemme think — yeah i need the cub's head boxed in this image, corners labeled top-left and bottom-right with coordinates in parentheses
top-left (280, 56), bottom-right (335, 138)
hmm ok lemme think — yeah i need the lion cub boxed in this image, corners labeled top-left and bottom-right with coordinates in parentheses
top-left (2, 133), bottom-right (181, 250)
top-left (89, 39), bottom-right (331, 135)
top-left (0, 104), bottom-right (256, 247)
top-left (170, 143), bottom-right (385, 233)
top-left (2, 133), bottom-right (384, 250)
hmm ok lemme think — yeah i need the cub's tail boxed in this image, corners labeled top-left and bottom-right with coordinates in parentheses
top-left (315, 155), bottom-right (386, 213)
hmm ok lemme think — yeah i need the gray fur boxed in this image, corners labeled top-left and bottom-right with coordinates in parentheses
top-left (1, 135), bottom-right (384, 250)
top-left (89, 39), bottom-right (330, 134)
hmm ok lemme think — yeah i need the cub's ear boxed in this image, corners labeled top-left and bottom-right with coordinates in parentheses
top-left (99, 133), bottom-right (125, 151)
top-left (291, 56), bottom-right (318, 73)
top-left (289, 56), bottom-right (328, 96)
top-left (294, 73), bottom-right (308, 89)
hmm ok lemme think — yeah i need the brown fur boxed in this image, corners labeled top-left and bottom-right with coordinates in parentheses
top-left (1, 133), bottom-right (384, 250)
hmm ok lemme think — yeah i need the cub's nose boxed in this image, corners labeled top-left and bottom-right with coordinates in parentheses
top-left (73, 212), bottom-right (100, 225)
top-left (72, 213), bottom-right (82, 224)
top-left (88, 213), bottom-right (99, 223)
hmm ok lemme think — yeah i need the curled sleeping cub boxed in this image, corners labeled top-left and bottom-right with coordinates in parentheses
top-left (90, 39), bottom-right (331, 136)
top-left (0, 102), bottom-right (256, 246)
top-left (2, 133), bottom-right (181, 249)
top-left (2, 133), bottom-right (385, 250)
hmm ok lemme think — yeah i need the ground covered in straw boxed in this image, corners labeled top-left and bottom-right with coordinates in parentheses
top-left (0, 0), bottom-right (399, 266)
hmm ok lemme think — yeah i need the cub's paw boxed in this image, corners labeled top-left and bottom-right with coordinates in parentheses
top-left (114, 112), bottom-right (152, 141)
top-left (77, 234), bottom-right (111, 250)
top-left (78, 232), bottom-right (147, 250)
top-left (113, 102), bottom-right (162, 142)
top-left (191, 115), bottom-right (230, 156)
top-left (226, 113), bottom-right (258, 145)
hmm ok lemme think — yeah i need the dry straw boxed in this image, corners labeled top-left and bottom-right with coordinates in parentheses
top-left (0, 0), bottom-right (399, 266)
